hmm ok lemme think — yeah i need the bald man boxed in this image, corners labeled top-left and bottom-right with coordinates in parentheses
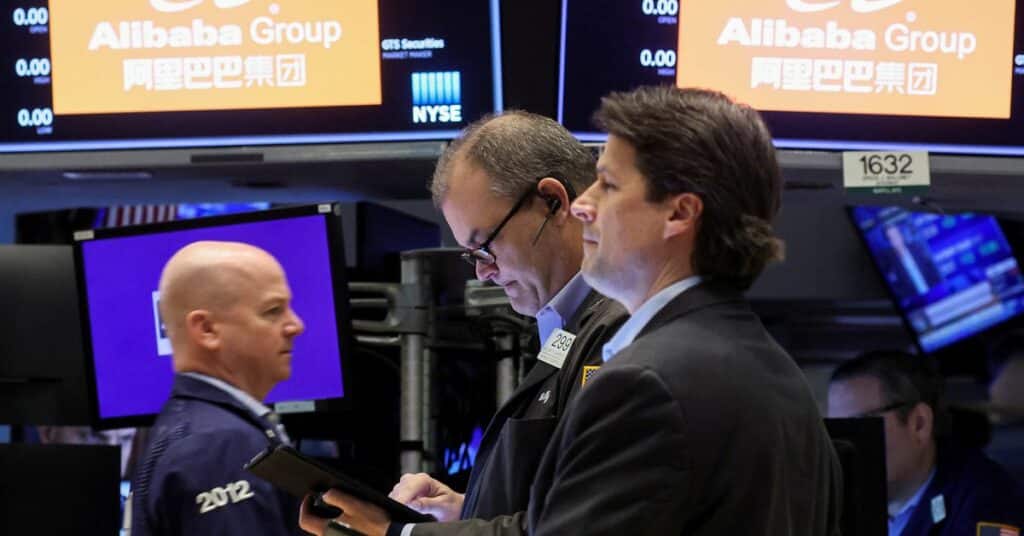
top-left (130, 241), bottom-right (307, 536)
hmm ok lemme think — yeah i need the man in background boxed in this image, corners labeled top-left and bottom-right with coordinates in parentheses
top-left (829, 349), bottom-right (1024, 535)
top-left (131, 241), bottom-right (306, 536)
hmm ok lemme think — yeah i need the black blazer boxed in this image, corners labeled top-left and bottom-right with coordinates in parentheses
top-left (526, 281), bottom-right (843, 535)
top-left (404, 291), bottom-right (627, 536)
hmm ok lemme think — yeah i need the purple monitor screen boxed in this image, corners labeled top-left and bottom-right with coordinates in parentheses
top-left (79, 213), bottom-right (345, 421)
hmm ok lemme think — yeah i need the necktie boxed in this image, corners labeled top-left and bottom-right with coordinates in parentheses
top-left (264, 411), bottom-right (292, 445)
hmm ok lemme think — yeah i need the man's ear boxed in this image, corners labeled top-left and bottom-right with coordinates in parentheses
top-left (663, 192), bottom-right (703, 240)
top-left (908, 402), bottom-right (934, 445)
top-left (185, 310), bottom-right (220, 351)
top-left (537, 177), bottom-right (573, 223)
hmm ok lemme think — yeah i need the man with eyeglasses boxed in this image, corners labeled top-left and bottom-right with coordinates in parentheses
top-left (828, 350), bottom-right (1024, 536)
top-left (299, 111), bottom-right (626, 536)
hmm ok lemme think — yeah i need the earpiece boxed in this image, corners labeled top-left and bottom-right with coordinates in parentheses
top-left (545, 197), bottom-right (562, 214)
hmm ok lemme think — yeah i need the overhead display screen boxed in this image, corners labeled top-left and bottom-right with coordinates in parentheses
top-left (559, 0), bottom-right (1024, 155)
top-left (0, 0), bottom-right (502, 152)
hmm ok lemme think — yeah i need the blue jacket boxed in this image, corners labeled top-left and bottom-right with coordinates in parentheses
top-left (130, 374), bottom-right (304, 536)
top-left (900, 442), bottom-right (1024, 536)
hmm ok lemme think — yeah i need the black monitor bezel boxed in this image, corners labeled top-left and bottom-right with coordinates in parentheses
top-left (555, 0), bottom-right (1024, 157)
top-left (72, 203), bottom-right (355, 429)
top-left (823, 417), bottom-right (888, 536)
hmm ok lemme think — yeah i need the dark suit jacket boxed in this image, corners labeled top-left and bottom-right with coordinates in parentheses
top-left (132, 374), bottom-right (303, 536)
top-left (901, 441), bottom-right (1024, 536)
top-left (401, 291), bottom-right (627, 536)
top-left (525, 281), bottom-right (843, 535)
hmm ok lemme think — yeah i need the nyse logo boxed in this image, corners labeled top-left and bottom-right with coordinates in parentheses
top-left (786, 0), bottom-right (903, 13)
top-left (411, 71), bottom-right (463, 124)
top-left (150, 0), bottom-right (251, 13)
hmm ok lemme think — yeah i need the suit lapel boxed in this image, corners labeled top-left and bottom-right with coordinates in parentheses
top-left (464, 292), bottom-right (606, 516)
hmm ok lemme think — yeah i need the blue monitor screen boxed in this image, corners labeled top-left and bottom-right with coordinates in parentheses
top-left (851, 206), bottom-right (1024, 353)
top-left (75, 205), bottom-right (351, 426)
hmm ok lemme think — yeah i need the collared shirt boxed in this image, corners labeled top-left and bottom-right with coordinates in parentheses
top-left (535, 272), bottom-right (593, 344)
top-left (889, 469), bottom-right (936, 536)
top-left (180, 372), bottom-right (291, 444)
top-left (182, 372), bottom-right (271, 417)
top-left (602, 275), bottom-right (703, 362)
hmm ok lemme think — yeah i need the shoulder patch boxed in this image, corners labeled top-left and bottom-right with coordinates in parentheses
top-left (581, 365), bottom-right (600, 387)
top-left (977, 522), bottom-right (1020, 536)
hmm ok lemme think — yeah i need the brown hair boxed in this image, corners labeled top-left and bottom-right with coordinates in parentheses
top-left (594, 85), bottom-right (784, 290)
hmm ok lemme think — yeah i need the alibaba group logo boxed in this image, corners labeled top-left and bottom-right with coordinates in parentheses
top-left (150, 0), bottom-right (251, 13)
top-left (786, 0), bottom-right (903, 13)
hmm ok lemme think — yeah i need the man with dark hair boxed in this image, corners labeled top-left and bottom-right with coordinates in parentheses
top-left (829, 350), bottom-right (1024, 536)
top-left (522, 85), bottom-right (842, 535)
top-left (299, 111), bottom-right (627, 536)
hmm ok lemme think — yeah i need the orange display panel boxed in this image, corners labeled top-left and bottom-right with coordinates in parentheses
top-left (676, 0), bottom-right (1016, 118)
top-left (49, 0), bottom-right (382, 114)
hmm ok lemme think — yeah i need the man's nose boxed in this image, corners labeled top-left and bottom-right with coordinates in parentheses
top-left (475, 260), bottom-right (498, 281)
top-left (571, 186), bottom-right (597, 223)
top-left (287, 310), bottom-right (305, 336)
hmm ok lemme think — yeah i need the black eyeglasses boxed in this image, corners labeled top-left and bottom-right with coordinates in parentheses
top-left (851, 400), bottom-right (916, 418)
top-left (460, 186), bottom-right (536, 267)
top-left (460, 177), bottom-right (578, 267)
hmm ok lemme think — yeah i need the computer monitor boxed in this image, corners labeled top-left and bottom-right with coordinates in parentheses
top-left (850, 205), bottom-right (1024, 354)
top-left (1, 0), bottom-right (502, 154)
top-left (0, 245), bottom-right (92, 425)
top-left (74, 203), bottom-right (353, 428)
top-left (557, 0), bottom-right (1024, 156)
top-left (0, 444), bottom-right (121, 535)
top-left (824, 417), bottom-right (887, 536)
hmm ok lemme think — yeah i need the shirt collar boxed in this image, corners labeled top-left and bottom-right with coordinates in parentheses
top-left (888, 468), bottom-right (937, 535)
top-left (181, 372), bottom-right (271, 418)
top-left (535, 272), bottom-right (592, 343)
top-left (602, 275), bottom-right (703, 362)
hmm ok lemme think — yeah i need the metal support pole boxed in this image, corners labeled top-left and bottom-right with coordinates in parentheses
top-left (398, 252), bottom-right (429, 475)
top-left (399, 332), bottom-right (424, 474)
top-left (495, 333), bottom-right (517, 407)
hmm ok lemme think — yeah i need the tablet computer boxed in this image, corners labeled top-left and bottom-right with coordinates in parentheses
top-left (245, 444), bottom-right (434, 523)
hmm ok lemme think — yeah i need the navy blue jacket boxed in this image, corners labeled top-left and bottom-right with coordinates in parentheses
top-left (901, 442), bottom-right (1024, 536)
top-left (130, 374), bottom-right (304, 536)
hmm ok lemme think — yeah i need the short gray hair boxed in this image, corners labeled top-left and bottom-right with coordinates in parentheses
top-left (430, 111), bottom-right (595, 206)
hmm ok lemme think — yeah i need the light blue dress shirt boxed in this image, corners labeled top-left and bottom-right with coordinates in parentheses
top-left (889, 469), bottom-right (936, 536)
top-left (601, 275), bottom-right (703, 362)
top-left (534, 272), bottom-right (593, 344)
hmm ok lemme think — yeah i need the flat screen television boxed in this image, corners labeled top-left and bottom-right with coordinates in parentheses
top-left (849, 205), bottom-right (1024, 353)
top-left (0, 0), bottom-right (502, 153)
top-left (73, 203), bottom-right (353, 428)
top-left (824, 418), bottom-right (887, 536)
top-left (0, 245), bottom-right (92, 425)
top-left (557, 0), bottom-right (1024, 155)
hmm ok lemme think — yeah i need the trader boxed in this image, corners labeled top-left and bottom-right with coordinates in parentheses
top-left (131, 241), bottom-right (306, 536)
top-left (829, 349), bottom-right (1024, 535)
top-left (299, 111), bottom-right (627, 536)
